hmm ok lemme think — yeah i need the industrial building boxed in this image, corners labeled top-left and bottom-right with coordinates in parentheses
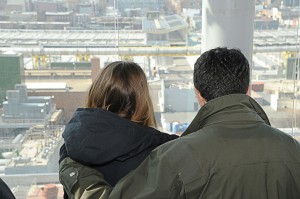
top-left (0, 0), bottom-right (299, 197)
top-left (0, 53), bottom-right (24, 103)
top-left (0, 83), bottom-right (64, 177)
top-left (4, 125), bottom-right (64, 175)
top-left (117, 0), bottom-right (165, 15)
top-left (2, 84), bottom-right (55, 123)
top-left (143, 14), bottom-right (189, 46)
top-left (159, 80), bottom-right (199, 113)
top-left (25, 57), bottom-right (101, 122)
top-left (157, 79), bottom-right (199, 134)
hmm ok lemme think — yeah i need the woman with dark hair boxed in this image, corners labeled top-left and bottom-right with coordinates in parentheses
top-left (59, 61), bottom-right (178, 197)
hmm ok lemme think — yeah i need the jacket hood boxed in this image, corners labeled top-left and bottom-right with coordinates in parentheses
top-left (183, 94), bottom-right (271, 136)
top-left (63, 108), bottom-right (176, 165)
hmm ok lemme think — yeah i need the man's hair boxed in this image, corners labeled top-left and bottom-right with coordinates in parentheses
top-left (194, 47), bottom-right (250, 102)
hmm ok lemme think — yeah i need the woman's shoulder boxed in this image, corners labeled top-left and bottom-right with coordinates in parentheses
top-left (62, 108), bottom-right (177, 165)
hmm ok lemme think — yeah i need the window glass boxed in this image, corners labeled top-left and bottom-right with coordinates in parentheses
top-left (0, 1), bottom-right (299, 198)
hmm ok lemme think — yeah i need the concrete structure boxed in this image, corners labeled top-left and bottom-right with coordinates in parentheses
top-left (265, 80), bottom-right (300, 111)
top-left (166, 0), bottom-right (182, 14)
top-left (78, 3), bottom-right (95, 15)
top-left (280, 7), bottom-right (300, 20)
top-left (255, 17), bottom-right (279, 29)
top-left (201, 0), bottom-right (255, 64)
top-left (9, 11), bottom-right (37, 22)
top-left (0, 29), bottom-right (297, 56)
top-left (286, 57), bottom-right (299, 80)
top-left (44, 11), bottom-right (75, 26)
top-left (0, 53), bottom-right (24, 103)
top-left (143, 14), bottom-right (189, 46)
top-left (2, 84), bottom-right (55, 123)
top-left (118, 0), bottom-right (164, 16)
top-left (1, 173), bottom-right (60, 193)
top-left (90, 15), bottom-right (140, 30)
top-left (27, 80), bottom-right (90, 123)
top-left (159, 80), bottom-right (199, 112)
top-left (91, 57), bottom-right (101, 81)
top-left (66, 0), bottom-right (79, 11)
top-left (0, 85), bottom-right (64, 177)
top-left (181, 0), bottom-right (201, 9)
top-left (142, 14), bottom-right (189, 65)
top-left (282, 0), bottom-right (300, 7)
top-left (6, 0), bottom-right (26, 12)
top-left (98, 0), bottom-right (108, 13)
top-left (0, 0), bottom-right (6, 11)
top-left (161, 112), bottom-right (196, 134)
top-left (75, 13), bottom-right (91, 28)
top-left (33, 1), bottom-right (64, 13)
top-left (0, 20), bottom-right (71, 30)
top-left (4, 125), bottom-right (64, 175)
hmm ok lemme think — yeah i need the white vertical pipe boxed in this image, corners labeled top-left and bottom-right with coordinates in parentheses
top-left (201, 0), bottom-right (255, 64)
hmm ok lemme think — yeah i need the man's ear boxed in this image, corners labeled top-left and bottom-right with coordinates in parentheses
top-left (194, 87), bottom-right (206, 106)
top-left (246, 85), bottom-right (250, 96)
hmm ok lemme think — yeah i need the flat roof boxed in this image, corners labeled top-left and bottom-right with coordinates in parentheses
top-left (0, 29), bottom-right (146, 47)
top-left (19, 103), bottom-right (45, 107)
top-left (28, 96), bottom-right (52, 100)
top-left (26, 79), bottom-right (91, 92)
top-left (143, 14), bottom-right (189, 33)
top-left (26, 82), bottom-right (67, 90)
top-left (6, 127), bottom-right (64, 167)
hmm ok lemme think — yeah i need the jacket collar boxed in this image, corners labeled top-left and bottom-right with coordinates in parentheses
top-left (182, 94), bottom-right (270, 136)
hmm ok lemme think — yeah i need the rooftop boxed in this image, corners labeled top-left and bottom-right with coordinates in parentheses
top-left (0, 29), bottom-right (146, 47)
top-left (26, 79), bottom-right (92, 92)
top-left (143, 14), bottom-right (189, 33)
top-left (6, 126), bottom-right (63, 169)
top-left (26, 82), bottom-right (67, 90)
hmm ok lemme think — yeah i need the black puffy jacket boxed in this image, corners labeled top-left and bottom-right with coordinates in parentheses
top-left (60, 108), bottom-right (178, 186)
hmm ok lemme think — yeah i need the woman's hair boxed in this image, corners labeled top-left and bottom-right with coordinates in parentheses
top-left (87, 61), bottom-right (157, 127)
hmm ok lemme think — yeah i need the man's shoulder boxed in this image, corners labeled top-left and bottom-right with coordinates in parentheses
top-left (261, 125), bottom-right (300, 146)
top-left (153, 131), bottom-right (210, 162)
top-left (179, 124), bottom-right (300, 153)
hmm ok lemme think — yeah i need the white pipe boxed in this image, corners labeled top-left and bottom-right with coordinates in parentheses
top-left (202, 0), bottom-right (255, 63)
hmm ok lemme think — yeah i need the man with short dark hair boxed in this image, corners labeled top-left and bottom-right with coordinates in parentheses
top-left (60, 47), bottom-right (300, 198)
top-left (193, 48), bottom-right (249, 102)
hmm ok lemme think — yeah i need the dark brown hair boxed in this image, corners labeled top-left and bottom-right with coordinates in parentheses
top-left (87, 61), bottom-right (157, 127)
top-left (194, 47), bottom-right (250, 101)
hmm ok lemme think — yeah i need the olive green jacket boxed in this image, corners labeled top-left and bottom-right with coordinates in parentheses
top-left (59, 94), bottom-right (300, 199)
